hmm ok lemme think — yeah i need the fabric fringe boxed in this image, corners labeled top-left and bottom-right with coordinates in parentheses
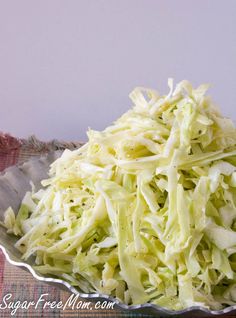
top-left (21, 135), bottom-right (84, 152)
top-left (0, 132), bottom-right (84, 152)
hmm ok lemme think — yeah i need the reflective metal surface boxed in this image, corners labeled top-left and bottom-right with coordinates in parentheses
top-left (0, 152), bottom-right (235, 316)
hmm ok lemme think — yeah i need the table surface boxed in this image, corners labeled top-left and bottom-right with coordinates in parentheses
top-left (0, 133), bottom-right (235, 318)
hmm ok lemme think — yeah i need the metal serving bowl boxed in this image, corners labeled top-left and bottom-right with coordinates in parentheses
top-left (0, 151), bottom-right (236, 317)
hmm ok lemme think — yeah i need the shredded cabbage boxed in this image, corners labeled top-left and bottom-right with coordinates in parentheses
top-left (3, 79), bottom-right (236, 310)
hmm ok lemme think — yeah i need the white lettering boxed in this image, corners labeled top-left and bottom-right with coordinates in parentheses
top-left (0, 293), bottom-right (12, 309)
top-left (63, 293), bottom-right (80, 310)
top-left (35, 293), bottom-right (48, 309)
top-left (0, 293), bottom-right (115, 315)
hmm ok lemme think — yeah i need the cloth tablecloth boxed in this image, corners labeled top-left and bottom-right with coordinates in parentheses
top-left (0, 133), bottom-right (234, 318)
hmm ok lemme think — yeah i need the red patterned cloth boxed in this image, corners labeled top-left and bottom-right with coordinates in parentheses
top-left (0, 133), bottom-right (21, 172)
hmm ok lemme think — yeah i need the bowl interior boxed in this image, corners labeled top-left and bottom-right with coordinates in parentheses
top-left (1, 151), bottom-right (236, 317)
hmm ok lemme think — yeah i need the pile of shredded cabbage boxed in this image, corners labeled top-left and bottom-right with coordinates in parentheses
top-left (3, 79), bottom-right (236, 310)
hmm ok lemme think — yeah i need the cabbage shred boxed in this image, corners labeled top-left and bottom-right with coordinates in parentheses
top-left (4, 79), bottom-right (236, 310)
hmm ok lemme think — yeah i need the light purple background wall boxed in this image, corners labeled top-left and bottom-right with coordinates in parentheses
top-left (0, 0), bottom-right (235, 141)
